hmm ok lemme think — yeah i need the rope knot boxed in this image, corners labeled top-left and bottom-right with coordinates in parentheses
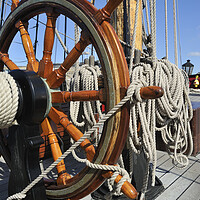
top-left (127, 79), bottom-right (147, 103)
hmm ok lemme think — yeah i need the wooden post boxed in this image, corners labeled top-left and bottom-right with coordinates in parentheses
top-left (113, 0), bottom-right (143, 52)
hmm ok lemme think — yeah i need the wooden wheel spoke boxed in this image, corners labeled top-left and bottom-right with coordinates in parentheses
top-left (51, 89), bottom-right (106, 103)
top-left (41, 118), bottom-right (71, 185)
top-left (0, 52), bottom-right (19, 70)
top-left (120, 86), bottom-right (164, 100)
top-left (38, 10), bottom-right (59, 78)
top-left (15, 20), bottom-right (38, 72)
top-left (46, 31), bottom-right (90, 89)
top-left (95, 0), bottom-right (124, 24)
top-left (48, 107), bottom-right (95, 161)
top-left (140, 86), bottom-right (164, 99)
top-left (11, 0), bottom-right (19, 11)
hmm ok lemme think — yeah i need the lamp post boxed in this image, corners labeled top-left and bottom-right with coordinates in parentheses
top-left (182, 59), bottom-right (194, 76)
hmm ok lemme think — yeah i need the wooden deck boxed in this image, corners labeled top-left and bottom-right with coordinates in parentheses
top-left (0, 151), bottom-right (200, 200)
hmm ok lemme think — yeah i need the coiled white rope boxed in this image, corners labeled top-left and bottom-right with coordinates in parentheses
top-left (128, 59), bottom-right (193, 199)
top-left (0, 72), bottom-right (19, 128)
top-left (7, 78), bottom-right (144, 200)
top-left (70, 58), bottom-right (102, 135)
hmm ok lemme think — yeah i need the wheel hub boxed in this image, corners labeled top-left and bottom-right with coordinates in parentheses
top-left (9, 70), bottom-right (51, 125)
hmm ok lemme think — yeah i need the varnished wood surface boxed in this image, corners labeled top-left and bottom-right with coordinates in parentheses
top-left (46, 32), bottom-right (90, 89)
top-left (48, 107), bottom-right (96, 162)
top-left (0, 52), bottom-right (19, 70)
top-left (1, 151), bottom-right (200, 200)
top-left (129, 0), bottom-right (143, 51)
top-left (41, 118), bottom-right (71, 185)
top-left (15, 20), bottom-right (39, 72)
top-left (140, 86), bottom-right (164, 99)
top-left (114, 0), bottom-right (143, 51)
top-left (51, 89), bottom-right (106, 103)
top-left (38, 10), bottom-right (59, 78)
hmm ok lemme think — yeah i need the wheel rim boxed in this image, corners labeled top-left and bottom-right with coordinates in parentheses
top-left (0, 0), bottom-right (130, 199)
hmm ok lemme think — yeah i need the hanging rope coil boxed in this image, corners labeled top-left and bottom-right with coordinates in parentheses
top-left (128, 59), bottom-right (193, 199)
top-left (70, 59), bottom-right (102, 132)
top-left (155, 59), bottom-right (193, 168)
top-left (0, 72), bottom-right (19, 129)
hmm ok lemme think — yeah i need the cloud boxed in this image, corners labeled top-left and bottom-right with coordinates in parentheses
top-left (188, 52), bottom-right (200, 56)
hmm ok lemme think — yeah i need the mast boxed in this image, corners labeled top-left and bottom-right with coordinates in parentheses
top-left (112, 0), bottom-right (143, 57)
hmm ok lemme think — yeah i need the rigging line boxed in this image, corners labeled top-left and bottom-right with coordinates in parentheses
top-left (32, 17), bottom-right (75, 42)
top-left (54, 16), bottom-right (59, 64)
top-left (13, 41), bottom-right (23, 44)
top-left (0, 0), bottom-right (5, 29)
top-left (55, 27), bottom-right (69, 55)
top-left (149, 0), bottom-right (157, 68)
top-left (91, 0), bottom-right (95, 55)
top-left (3, 0), bottom-right (8, 22)
top-left (176, 0), bottom-right (182, 67)
top-left (173, 0), bottom-right (178, 66)
top-left (31, 17), bottom-right (92, 51)
top-left (144, 0), bottom-right (150, 35)
top-left (3, 0), bottom-right (11, 22)
top-left (34, 15), bottom-right (39, 56)
top-left (142, 10), bottom-right (147, 41)
top-left (15, 60), bottom-right (27, 63)
top-left (64, 16), bottom-right (67, 59)
top-left (165, 0), bottom-right (168, 59)
top-left (90, 0), bottom-right (95, 5)
top-left (0, 0), bottom-right (2, 11)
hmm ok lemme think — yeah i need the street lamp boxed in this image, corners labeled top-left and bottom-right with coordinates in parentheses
top-left (182, 59), bottom-right (194, 75)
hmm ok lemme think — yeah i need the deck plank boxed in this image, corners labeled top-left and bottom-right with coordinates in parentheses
top-left (177, 175), bottom-right (200, 200)
top-left (157, 159), bottom-right (195, 188)
top-left (157, 150), bottom-right (167, 160)
top-left (156, 156), bottom-right (200, 200)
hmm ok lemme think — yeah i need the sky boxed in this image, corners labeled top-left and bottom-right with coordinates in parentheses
top-left (94, 0), bottom-right (200, 74)
top-left (1, 0), bottom-right (200, 74)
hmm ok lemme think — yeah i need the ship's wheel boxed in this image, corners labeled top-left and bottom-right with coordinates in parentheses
top-left (0, 0), bottom-right (136, 199)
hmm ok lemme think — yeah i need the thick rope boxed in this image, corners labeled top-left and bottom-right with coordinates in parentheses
top-left (72, 149), bottom-right (130, 198)
top-left (74, 23), bottom-right (80, 69)
top-left (149, 0), bottom-right (157, 69)
top-left (128, 59), bottom-right (193, 199)
top-left (70, 59), bottom-right (102, 136)
top-left (0, 72), bottom-right (19, 129)
top-left (55, 27), bottom-right (69, 54)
